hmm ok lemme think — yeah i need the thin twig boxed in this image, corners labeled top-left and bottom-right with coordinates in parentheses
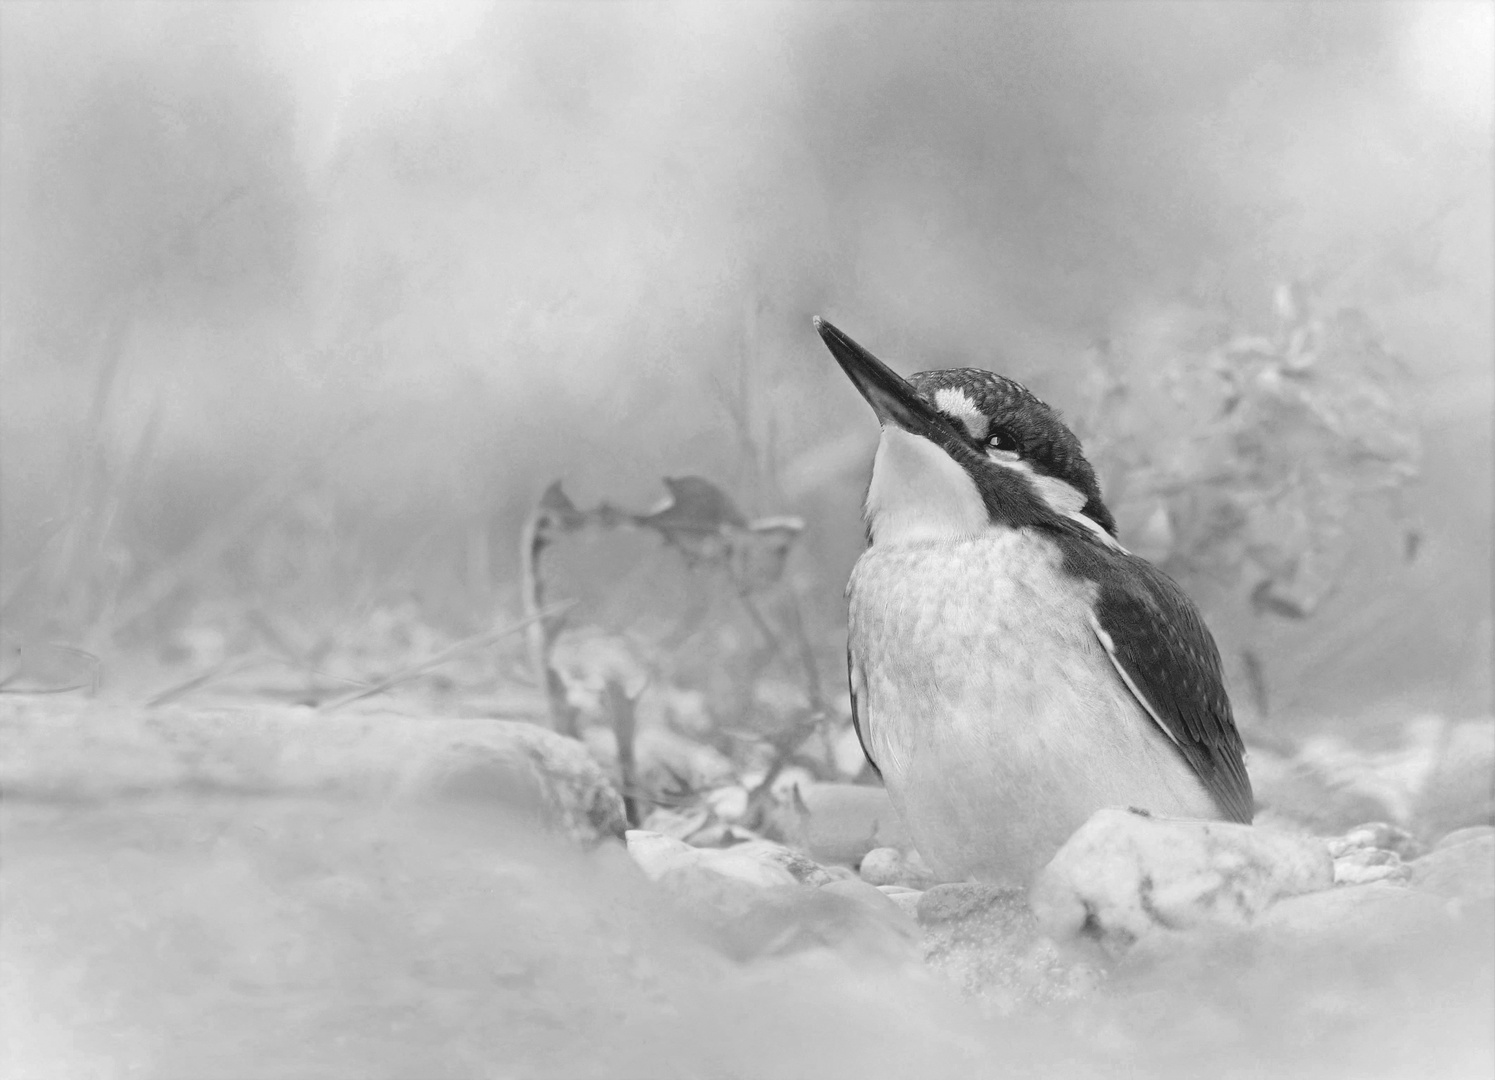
top-left (145, 653), bottom-right (273, 708)
top-left (317, 602), bottom-right (573, 713)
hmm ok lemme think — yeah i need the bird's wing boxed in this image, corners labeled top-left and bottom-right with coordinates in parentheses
top-left (1064, 535), bottom-right (1254, 823)
top-left (846, 648), bottom-right (881, 779)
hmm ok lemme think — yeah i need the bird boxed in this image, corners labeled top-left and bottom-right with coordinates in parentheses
top-left (812, 316), bottom-right (1252, 887)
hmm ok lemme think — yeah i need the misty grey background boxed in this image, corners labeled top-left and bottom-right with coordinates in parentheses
top-left (1, 2), bottom-right (1490, 728)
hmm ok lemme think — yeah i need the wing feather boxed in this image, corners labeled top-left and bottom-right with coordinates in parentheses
top-left (846, 648), bottom-right (881, 779)
top-left (1060, 531), bottom-right (1254, 823)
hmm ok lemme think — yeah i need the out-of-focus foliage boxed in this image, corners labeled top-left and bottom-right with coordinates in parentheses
top-left (1073, 285), bottom-right (1423, 717)
top-left (522, 476), bottom-right (839, 825)
top-left (0, 2), bottom-right (1489, 726)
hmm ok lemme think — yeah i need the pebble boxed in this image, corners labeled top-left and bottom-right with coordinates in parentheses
top-left (1332, 846), bottom-right (1411, 887)
top-left (1326, 821), bottom-right (1422, 860)
top-left (859, 846), bottom-right (937, 889)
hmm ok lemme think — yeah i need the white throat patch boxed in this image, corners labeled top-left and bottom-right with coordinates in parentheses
top-left (865, 428), bottom-right (988, 544)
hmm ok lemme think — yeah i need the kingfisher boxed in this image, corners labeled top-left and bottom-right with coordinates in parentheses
top-left (813, 316), bottom-right (1252, 887)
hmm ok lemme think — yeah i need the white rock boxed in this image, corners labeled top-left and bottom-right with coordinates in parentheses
top-left (695, 849), bottom-right (799, 888)
top-left (1326, 821), bottom-right (1421, 860)
top-left (724, 839), bottom-right (835, 886)
top-left (639, 804), bottom-right (711, 842)
top-left (625, 829), bottom-right (703, 881)
top-left (626, 830), bottom-right (804, 889)
top-left (1332, 846), bottom-right (1411, 887)
top-left (1031, 808), bottom-right (1334, 956)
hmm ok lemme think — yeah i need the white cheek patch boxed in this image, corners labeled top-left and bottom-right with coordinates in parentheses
top-left (866, 428), bottom-right (989, 544)
top-left (933, 387), bottom-right (989, 440)
top-left (987, 454), bottom-right (1127, 551)
top-left (987, 454), bottom-right (1084, 513)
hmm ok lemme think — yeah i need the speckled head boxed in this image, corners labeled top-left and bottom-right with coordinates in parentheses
top-left (812, 316), bottom-right (1117, 545)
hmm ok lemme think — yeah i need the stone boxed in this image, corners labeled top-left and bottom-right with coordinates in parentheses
top-left (916, 883), bottom-right (1098, 1011)
top-left (859, 846), bottom-right (937, 889)
top-left (1031, 808), bottom-right (1334, 956)
top-left (1409, 832), bottom-right (1495, 901)
top-left (639, 803), bottom-right (712, 842)
top-left (918, 882), bottom-right (1027, 927)
top-left (626, 829), bottom-right (708, 880)
top-left (695, 848), bottom-right (800, 888)
top-left (1325, 821), bottom-right (1419, 885)
top-left (683, 822), bottom-right (763, 849)
top-left (1326, 821), bottom-right (1423, 860)
top-left (1332, 846), bottom-right (1411, 886)
top-left (624, 830), bottom-right (802, 888)
top-left (727, 839), bottom-right (838, 886)
top-left (770, 782), bottom-right (912, 867)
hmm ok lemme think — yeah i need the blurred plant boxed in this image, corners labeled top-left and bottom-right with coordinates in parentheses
top-left (1074, 284), bottom-right (1422, 721)
top-left (521, 475), bottom-right (829, 821)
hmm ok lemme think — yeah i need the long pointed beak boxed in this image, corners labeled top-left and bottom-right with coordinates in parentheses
top-left (813, 316), bottom-right (953, 441)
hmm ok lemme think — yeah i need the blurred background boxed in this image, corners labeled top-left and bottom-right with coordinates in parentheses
top-left (1, 0), bottom-right (1490, 739)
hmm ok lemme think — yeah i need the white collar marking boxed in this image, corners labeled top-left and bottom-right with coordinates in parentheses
top-left (988, 455), bottom-right (1127, 552)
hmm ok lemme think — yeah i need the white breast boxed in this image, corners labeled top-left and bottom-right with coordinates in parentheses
top-left (848, 528), bottom-right (1217, 886)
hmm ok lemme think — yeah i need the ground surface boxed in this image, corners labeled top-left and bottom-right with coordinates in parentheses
top-left (2, 698), bottom-right (1492, 1080)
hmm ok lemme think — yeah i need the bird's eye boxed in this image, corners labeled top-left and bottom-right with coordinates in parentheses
top-left (986, 429), bottom-right (1018, 453)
